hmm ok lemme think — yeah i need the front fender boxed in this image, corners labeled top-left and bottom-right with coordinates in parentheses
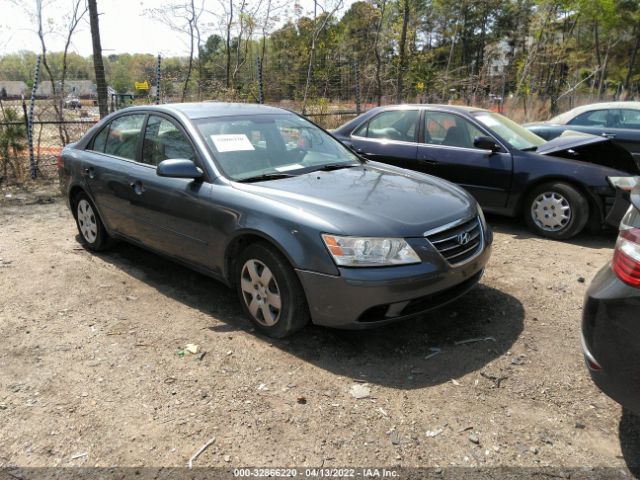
top-left (222, 220), bottom-right (340, 283)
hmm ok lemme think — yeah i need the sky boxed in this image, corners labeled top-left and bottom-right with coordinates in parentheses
top-left (0, 0), bottom-right (352, 58)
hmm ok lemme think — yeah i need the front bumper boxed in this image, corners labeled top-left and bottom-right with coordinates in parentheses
top-left (296, 238), bottom-right (491, 329)
top-left (582, 264), bottom-right (640, 413)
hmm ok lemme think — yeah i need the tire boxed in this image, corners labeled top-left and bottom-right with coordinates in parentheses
top-left (524, 182), bottom-right (589, 240)
top-left (73, 192), bottom-right (112, 251)
top-left (235, 242), bottom-right (310, 338)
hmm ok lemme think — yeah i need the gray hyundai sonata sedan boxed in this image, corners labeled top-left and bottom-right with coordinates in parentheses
top-left (59, 103), bottom-right (492, 337)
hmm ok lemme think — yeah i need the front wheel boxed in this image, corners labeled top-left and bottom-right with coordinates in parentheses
top-left (235, 243), bottom-right (310, 338)
top-left (524, 182), bottom-right (589, 240)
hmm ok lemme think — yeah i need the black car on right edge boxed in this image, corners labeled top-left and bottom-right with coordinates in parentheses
top-left (582, 177), bottom-right (640, 413)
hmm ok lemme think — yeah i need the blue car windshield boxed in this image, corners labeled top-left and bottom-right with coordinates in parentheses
top-left (195, 114), bottom-right (359, 181)
top-left (473, 111), bottom-right (546, 151)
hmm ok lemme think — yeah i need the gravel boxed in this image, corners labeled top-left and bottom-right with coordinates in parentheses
top-left (0, 191), bottom-right (634, 471)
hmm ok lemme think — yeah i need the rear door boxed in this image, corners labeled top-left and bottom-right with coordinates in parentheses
top-left (348, 109), bottom-right (419, 169)
top-left (126, 113), bottom-right (215, 268)
top-left (416, 110), bottom-right (513, 210)
top-left (81, 113), bottom-right (146, 235)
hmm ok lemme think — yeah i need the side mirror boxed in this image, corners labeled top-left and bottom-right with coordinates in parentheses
top-left (157, 159), bottom-right (203, 179)
top-left (473, 136), bottom-right (500, 152)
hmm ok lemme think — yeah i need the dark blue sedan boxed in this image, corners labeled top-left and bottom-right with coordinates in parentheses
top-left (334, 105), bottom-right (640, 239)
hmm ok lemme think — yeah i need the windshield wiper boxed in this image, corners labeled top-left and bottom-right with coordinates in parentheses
top-left (521, 146), bottom-right (538, 152)
top-left (307, 163), bottom-right (359, 173)
top-left (237, 173), bottom-right (296, 183)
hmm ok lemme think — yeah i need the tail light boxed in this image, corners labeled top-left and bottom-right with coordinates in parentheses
top-left (56, 154), bottom-right (63, 169)
top-left (612, 205), bottom-right (640, 287)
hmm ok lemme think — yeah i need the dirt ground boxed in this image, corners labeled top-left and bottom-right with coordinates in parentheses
top-left (1, 184), bottom-right (639, 476)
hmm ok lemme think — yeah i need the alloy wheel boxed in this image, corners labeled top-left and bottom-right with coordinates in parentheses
top-left (77, 199), bottom-right (98, 244)
top-left (240, 259), bottom-right (282, 326)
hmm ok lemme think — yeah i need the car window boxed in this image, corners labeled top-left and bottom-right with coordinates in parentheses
top-left (103, 114), bottom-right (146, 161)
top-left (568, 109), bottom-right (610, 127)
top-left (196, 114), bottom-right (358, 181)
top-left (354, 110), bottom-right (418, 142)
top-left (143, 115), bottom-right (196, 166)
top-left (619, 109), bottom-right (640, 129)
top-left (423, 111), bottom-right (485, 149)
top-left (91, 125), bottom-right (109, 152)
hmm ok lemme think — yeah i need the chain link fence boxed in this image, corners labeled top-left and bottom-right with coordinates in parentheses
top-left (0, 55), bottom-right (622, 184)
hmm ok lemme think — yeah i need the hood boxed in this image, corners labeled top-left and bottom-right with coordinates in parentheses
top-left (234, 163), bottom-right (477, 237)
top-left (535, 131), bottom-right (609, 154)
top-left (537, 131), bottom-right (639, 174)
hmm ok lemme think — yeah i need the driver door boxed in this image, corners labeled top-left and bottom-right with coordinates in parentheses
top-left (417, 111), bottom-right (513, 210)
top-left (127, 114), bottom-right (215, 267)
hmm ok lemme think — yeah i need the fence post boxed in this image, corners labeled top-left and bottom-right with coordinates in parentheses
top-left (256, 56), bottom-right (264, 104)
top-left (155, 54), bottom-right (162, 105)
top-left (28, 55), bottom-right (41, 180)
top-left (354, 60), bottom-right (361, 115)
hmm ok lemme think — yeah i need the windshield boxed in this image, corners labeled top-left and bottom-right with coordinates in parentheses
top-left (195, 114), bottom-right (359, 181)
top-left (472, 111), bottom-right (547, 151)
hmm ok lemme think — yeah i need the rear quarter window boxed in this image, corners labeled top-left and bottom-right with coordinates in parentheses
top-left (91, 125), bottom-right (109, 152)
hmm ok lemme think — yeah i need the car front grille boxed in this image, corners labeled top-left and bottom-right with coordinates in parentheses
top-left (425, 216), bottom-right (483, 265)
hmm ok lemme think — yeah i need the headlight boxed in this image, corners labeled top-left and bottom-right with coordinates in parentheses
top-left (608, 176), bottom-right (639, 191)
top-left (321, 234), bottom-right (421, 267)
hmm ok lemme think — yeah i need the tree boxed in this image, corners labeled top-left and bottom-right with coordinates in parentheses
top-left (148, 1), bottom-right (205, 101)
top-left (0, 104), bottom-right (26, 182)
top-left (88, 0), bottom-right (109, 118)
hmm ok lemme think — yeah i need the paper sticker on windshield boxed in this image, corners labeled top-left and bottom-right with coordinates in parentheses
top-left (211, 134), bottom-right (255, 152)
top-left (275, 164), bottom-right (303, 172)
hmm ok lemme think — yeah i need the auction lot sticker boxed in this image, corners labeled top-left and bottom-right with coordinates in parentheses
top-left (211, 134), bottom-right (255, 152)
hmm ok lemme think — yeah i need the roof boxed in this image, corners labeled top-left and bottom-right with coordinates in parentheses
top-left (123, 102), bottom-right (293, 120)
top-left (367, 104), bottom-right (489, 114)
top-left (0, 80), bottom-right (27, 96)
top-left (550, 101), bottom-right (640, 124)
top-left (36, 80), bottom-right (96, 97)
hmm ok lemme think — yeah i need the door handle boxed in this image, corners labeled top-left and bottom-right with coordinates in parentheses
top-left (601, 132), bottom-right (616, 139)
top-left (130, 180), bottom-right (145, 195)
top-left (82, 167), bottom-right (96, 179)
top-left (421, 156), bottom-right (439, 165)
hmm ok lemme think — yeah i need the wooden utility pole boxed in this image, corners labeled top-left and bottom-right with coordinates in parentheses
top-left (88, 0), bottom-right (109, 118)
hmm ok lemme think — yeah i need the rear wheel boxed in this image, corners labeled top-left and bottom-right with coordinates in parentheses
top-left (524, 182), bottom-right (589, 240)
top-left (74, 192), bottom-right (111, 251)
top-left (235, 243), bottom-right (309, 338)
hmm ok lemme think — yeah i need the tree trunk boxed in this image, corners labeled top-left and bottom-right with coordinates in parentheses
top-left (598, 39), bottom-right (611, 100)
top-left (593, 21), bottom-right (602, 92)
top-left (624, 26), bottom-right (640, 96)
top-left (396, 0), bottom-right (409, 103)
top-left (181, 0), bottom-right (196, 102)
top-left (442, 23), bottom-right (457, 101)
top-left (88, 0), bottom-right (109, 118)
top-left (225, 0), bottom-right (233, 88)
top-left (373, 0), bottom-right (387, 106)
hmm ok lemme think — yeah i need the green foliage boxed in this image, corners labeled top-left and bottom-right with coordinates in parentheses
top-left (0, 107), bottom-right (26, 182)
top-left (2, 0), bottom-right (640, 104)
